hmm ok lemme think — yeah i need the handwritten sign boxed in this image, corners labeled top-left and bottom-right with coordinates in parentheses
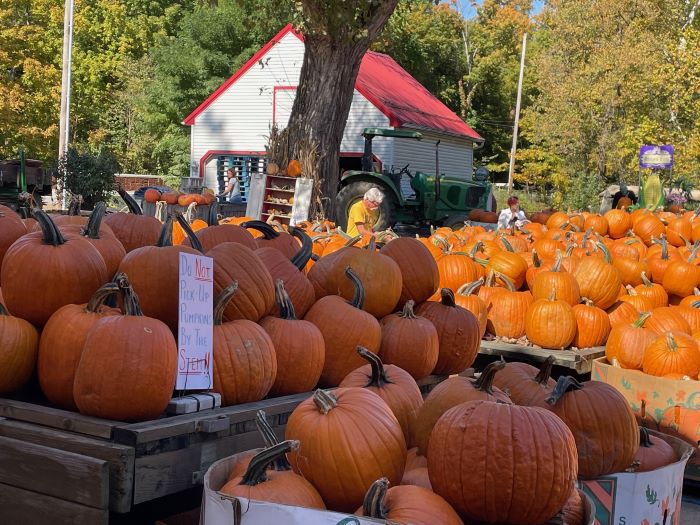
top-left (177, 252), bottom-right (214, 390)
top-left (639, 145), bottom-right (674, 169)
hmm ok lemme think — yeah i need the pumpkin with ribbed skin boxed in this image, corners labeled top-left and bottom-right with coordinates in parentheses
top-left (244, 221), bottom-right (299, 258)
top-left (643, 331), bottom-right (700, 378)
top-left (634, 272), bottom-right (668, 307)
top-left (633, 427), bottom-right (677, 472)
top-left (413, 361), bottom-right (510, 454)
top-left (285, 388), bottom-right (406, 512)
top-left (428, 400), bottom-right (578, 525)
top-left (435, 253), bottom-right (482, 292)
top-left (305, 268), bottom-right (381, 387)
top-left (572, 243), bottom-right (621, 309)
top-left (562, 489), bottom-right (587, 525)
top-left (208, 241), bottom-right (275, 323)
top-left (613, 255), bottom-right (649, 287)
top-left (212, 283), bottom-right (277, 405)
top-left (379, 301), bottom-right (439, 380)
top-left (645, 306), bottom-right (691, 336)
top-left (648, 238), bottom-right (680, 284)
top-left (605, 313), bottom-right (656, 370)
top-left (73, 275), bottom-right (177, 421)
top-left (38, 283), bottom-right (121, 409)
top-left (525, 291), bottom-right (577, 349)
top-left (572, 299), bottom-right (611, 348)
top-left (531, 252), bottom-right (581, 306)
top-left (633, 213), bottom-right (665, 246)
top-left (607, 300), bottom-right (639, 327)
top-left (380, 237), bottom-right (439, 306)
top-left (103, 189), bottom-right (161, 252)
top-left (356, 479), bottom-right (463, 525)
top-left (486, 248), bottom-right (528, 290)
top-left (662, 253), bottom-right (700, 297)
top-left (0, 301), bottom-right (39, 394)
top-left (525, 250), bottom-right (555, 289)
top-left (260, 281), bottom-right (323, 396)
top-left (485, 274), bottom-right (534, 339)
top-left (619, 287), bottom-right (654, 312)
top-left (0, 204), bottom-right (27, 269)
top-left (117, 215), bottom-right (203, 333)
top-left (220, 440), bottom-right (325, 509)
top-left (492, 357), bottom-right (555, 408)
top-left (416, 289), bottom-right (480, 375)
top-left (454, 279), bottom-right (488, 337)
top-left (545, 376), bottom-right (639, 479)
top-left (340, 347), bottom-right (423, 446)
top-left (1, 211), bottom-right (109, 327)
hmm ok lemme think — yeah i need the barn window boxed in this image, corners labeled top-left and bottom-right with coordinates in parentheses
top-left (215, 155), bottom-right (267, 202)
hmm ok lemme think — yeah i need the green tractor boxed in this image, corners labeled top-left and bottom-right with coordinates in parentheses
top-left (336, 128), bottom-right (493, 232)
top-left (0, 149), bottom-right (50, 215)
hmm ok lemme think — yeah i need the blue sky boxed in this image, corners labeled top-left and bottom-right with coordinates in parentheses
top-left (455, 0), bottom-right (545, 20)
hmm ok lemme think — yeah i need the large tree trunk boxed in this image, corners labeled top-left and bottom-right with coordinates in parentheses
top-left (285, 0), bottom-right (400, 221)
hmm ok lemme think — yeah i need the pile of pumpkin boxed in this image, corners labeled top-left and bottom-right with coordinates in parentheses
top-left (143, 187), bottom-right (217, 207)
top-left (0, 190), bottom-right (483, 420)
top-left (213, 355), bottom-right (680, 525)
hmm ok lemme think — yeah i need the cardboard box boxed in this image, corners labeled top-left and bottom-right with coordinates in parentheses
top-left (580, 429), bottom-right (694, 525)
top-left (201, 450), bottom-right (596, 525)
top-left (591, 358), bottom-right (700, 480)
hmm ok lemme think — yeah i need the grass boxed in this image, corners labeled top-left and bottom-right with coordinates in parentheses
top-left (492, 187), bottom-right (551, 212)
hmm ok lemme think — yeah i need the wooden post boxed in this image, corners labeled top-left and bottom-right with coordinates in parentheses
top-left (507, 33), bottom-right (527, 194)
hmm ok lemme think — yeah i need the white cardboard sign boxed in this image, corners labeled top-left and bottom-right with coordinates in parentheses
top-left (177, 252), bottom-right (214, 390)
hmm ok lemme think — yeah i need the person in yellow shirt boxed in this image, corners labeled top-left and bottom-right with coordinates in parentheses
top-left (346, 187), bottom-right (384, 237)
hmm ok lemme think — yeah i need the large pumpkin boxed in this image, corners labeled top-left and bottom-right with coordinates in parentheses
top-left (212, 283), bottom-right (277, 405)
top-left (531, 252), bottom-right (581, 306)
top-left (73, 275), bottom-right (177, 421)
top-left (379, 300), bottom-right (439, 381)
top-left (491, 356), bottom-right (555, 408)
top-left (572, 243), bottom-right (621, 309)
top-left (571, 298), bottom-right (611, 348)
top-left (428, 400), bottom-right (578, 525)
top-left (633, 212), bottom-right (665, 246)
top-left (605, 313), bottom-right (656, 369)
top-left (525, 291), bottom-right (577, 349)
top-left (380, 237), bottom-right (440, 306)
top-left (244, 221), bottom-right (300, 259)
top-left (259, 280), bottom-right (324, 396)
top-left (356, 478), bottom-right (463, 525)
top-left (416, 289), bottom-right (480, 375)
top-left (304, 267), bottom-right (382, 387)
top-left (340, 347), bottom-right (423, 446)
top-left (642, 331), bottom-right (700, 378)
top-left (103, 188), bottom-right (161, 252)
top-left (0, 301), bottom-right (39, 394)
top-left (38, 283), bottom-right (121, 409)
top-left (285, 388), bottom-right (407, 512)
top-left (1, 210), bottom-right (108, 327)
top-left (413, 361), bottom-right (510, 454)
top-left (485, 274), bottom-right (534, 339)
top-left (604, 209), bottom-right (632, 239)
top-left (662, 254), bottom-right (700, 298)
top-left (545, 376), bottom-right (639, 479)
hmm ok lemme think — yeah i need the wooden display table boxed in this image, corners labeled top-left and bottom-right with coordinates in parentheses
top-left (478, 339), bottom-right (606, 374)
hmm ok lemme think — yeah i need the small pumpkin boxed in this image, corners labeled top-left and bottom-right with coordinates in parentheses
top-left (633, 427), bottom-right (677, 472)
top-left (143, 188), bottom-right (162, 203)
top-left (287, 159), bottom-right (302, 177)
top-left (572, 298), bottom-right (611, 348)
top-left (642, 331), bottom-right (700, 378)
top-left (485, 273), bottom-right (534, 339)
top-left (531, 251), bottom-right (581, 306)
top-left (634, 272), bottom-right (668, 308)
top-left (525, 290), bottom-right (577, 349)
top-left (605, 312), bottom-right (656, 369)
top-left (0, 301), bottom-right (39, 394)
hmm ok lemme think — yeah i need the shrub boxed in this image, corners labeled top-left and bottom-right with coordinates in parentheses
top-left (57, 147), bottom-right (119, 209)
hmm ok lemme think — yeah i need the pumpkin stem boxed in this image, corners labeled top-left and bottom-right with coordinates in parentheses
top-left (639, 426), bottom-right (654, 448)
top-left (666, 332), bottom-right (677, 351)
top-left (633, 312), bottom-right (652, 328)
top-left (118, 188), bottom-right (144, 215)
top-left (366, 236), bottom-right (377, 252)
top-left (456, 277), bottom-right (484, 296)
top-left (596, 241), bottom-right (612, 264)
top-left (626, 284), bottom-right (638, 296)
top-left (534, 356), bottom-right (556, 386)
top-left (238, 440), bottom-right (299, 486)
top-left (274, 280), bottom-right (297, 320)
top-left (552, 250), bottom-right (563, 272)
top-left (468, 240), bottom-right (484, 259)
top-left (362, 478), bottom-right (390, 519)
top-left (641, 272), bottom-right (653, 287)
top-left (85, 282), bottom-right (120, 313)
top-left (690, 299), bottom-right (700, 309)
top-left (156, 215), bottom-right (175, 247)
top-left (289, 227), bottom-right (313, 270)
top-left (398, 300), bottom-right (418, 319)
top-left (565, 243), bottom-right (576, 258)
top-left (440, 288), bottom-right (457, 307)
top-left (343, 234), bottom-right (364, 247)
top-left (473, 359), bottom-right (506, 393)
top-left (548, 289), bottom-right (557, 301)
top-left (494, 271), bottom-right (516, 292)
top-left (114, 273), bottom-right (144, 317)
top-left (312, 389), bottom-right (338, 414)
top-left (484, 269), bottom-right (497, 287)
top-left (580, 296), bottom-right (594, 306)
top-left (499, 235), bottom-right (515, 252)
top-left (213, 282), bottom-right (238, 325)
top-left (545, 376), bottom-right (584, 405)
top-left (81, 201), bottom-right (106, 239)
top-left (175, 212), bottom-right (205, 253)
top-left (345, 267), bottom-right (365, 310)
top-left (0, 303), bottom-right (9, 316)
top-left (255, 410), bottom-right (291, 471)
top-left (356, 347), bottom-right (393, 388)
top-left (532, 249), bottom-right (541, 268)
top-left (242, 220), bottom-right (280, 239)
top-left (207, 202), bottom-right (219, 226)
top-left (35, 210), bottom-right (67, 246)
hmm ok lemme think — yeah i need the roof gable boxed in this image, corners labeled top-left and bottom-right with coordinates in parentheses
top-left (183, 24), bottom-right (483, 142)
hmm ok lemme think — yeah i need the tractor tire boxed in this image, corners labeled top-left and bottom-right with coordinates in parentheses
top-left (443, 214), bottom-right (470, 230)
top-left (336, 181), bottom-right (396, 233)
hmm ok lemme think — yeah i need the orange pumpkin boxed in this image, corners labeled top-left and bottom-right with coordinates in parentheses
top-left (287, 159), bottom-right (302, 177)
top-left (643, 331), bottom-right (700, 378)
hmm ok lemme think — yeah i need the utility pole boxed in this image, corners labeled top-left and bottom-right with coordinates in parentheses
top-left (58, 0), bottom-right (75, 210)
top-left (507, 32), bottom-right (527, 194)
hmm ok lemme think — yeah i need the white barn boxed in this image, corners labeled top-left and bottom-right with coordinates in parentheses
top-left (183, 24), bottom-right (484, 200)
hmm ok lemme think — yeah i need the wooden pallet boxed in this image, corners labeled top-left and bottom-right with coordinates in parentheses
top-left (0, 373), bottom-right (454, 519)
top-left (478, 340), bottom-right (606, 374)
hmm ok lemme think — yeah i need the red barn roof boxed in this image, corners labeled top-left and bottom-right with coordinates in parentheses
top-left (183, 24), bottom-right (483, 142)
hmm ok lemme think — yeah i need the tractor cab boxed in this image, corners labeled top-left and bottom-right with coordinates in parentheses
top-left (336, 127), bottom-right (492, 232)
top-left (0, 150), bottom-right (49, 214)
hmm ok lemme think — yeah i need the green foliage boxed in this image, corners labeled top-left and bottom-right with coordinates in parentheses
top-left (57, 147), bottom-right (119, 208)
top-left (493, 187), bottom-right (549, 212)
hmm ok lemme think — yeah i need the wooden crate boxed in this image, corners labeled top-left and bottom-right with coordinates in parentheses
top-left (0, 373), bottom-right (452, 518)
top-left (478, 340), bottom-right (605, 374)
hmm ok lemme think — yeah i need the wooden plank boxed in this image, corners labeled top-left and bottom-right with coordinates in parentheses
top-left (0, 482), bottom-right (108, 525)
top-left (478, 340), bottom-right (605, 373)
top-left (0, 436), bottom-right (109, 508)
top-left (0, 419), bottom-right (134, 513)
top-left (0, 398), bottom-right (123, 439)
top-left (132, 429), bottom-right (276, 504)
